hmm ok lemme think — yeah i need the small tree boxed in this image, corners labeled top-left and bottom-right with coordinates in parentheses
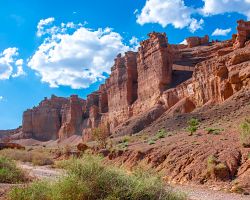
top-left (240, 118), bottom-right (250, 147)
top-left (92, 125), bottom-right (110, 149)
top-left (186, 118), bottom-right (199, 135)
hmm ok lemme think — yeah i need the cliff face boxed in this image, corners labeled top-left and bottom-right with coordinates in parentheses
top-left (20, 20), bottom-right (250, 141)
top-left (22, 95), bottom-right (85, 141)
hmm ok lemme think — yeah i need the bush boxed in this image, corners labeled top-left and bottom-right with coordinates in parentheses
top-left (8, 181), bottom-right (52, 200)
top-left (9, 155), bottom-right (186, 200)
top-left (92, 125), bottom-right (110, 149)
top-left (156, 129), bottom-right (167, 139)
top-left (239, 119), bottom-right (250, 147)
top-left (205, 128), bottom-right (222, 135)
top-left (148, 140), bottom-right (156, 145)
top-left (186, 118), bottom-right (199, 135)
top-left (206, 155), bottom-right (228, 180)
top-left (0, 156), bottom-right (28, 183)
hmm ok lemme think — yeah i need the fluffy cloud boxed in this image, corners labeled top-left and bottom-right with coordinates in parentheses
top-left (212, 28), bottom-right (232, 36)
top-left (0, 96), bottom-right (3, 101)
top-left (136, 0), bottom-right (203, 32)
top-left (29, 19), bottom-right (137, 89)
top-left (189, 19), bottom-right (204, 33)
top-left (37, 17), bottom-right (55, 36)
top-left (202, 0), bottom-right (250, 19)
top-left (0, 48), bottom-right (25, 80)
top-left (136, 0), bottom-right (250, 32)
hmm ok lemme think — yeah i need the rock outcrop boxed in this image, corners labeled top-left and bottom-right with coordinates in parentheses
top-left (19, 20), bottom-right (250, 141)
top-left (234, 20), bottom-right (250, 48)
top-left (186, 35), bottom-right (209, 48)
top-left (22, 95), bottom-right (85, 141)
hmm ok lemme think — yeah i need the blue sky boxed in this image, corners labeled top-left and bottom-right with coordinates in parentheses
top-left (0, 0), bottom-right (249, 129)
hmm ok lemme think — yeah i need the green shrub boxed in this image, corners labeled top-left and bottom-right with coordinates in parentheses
top-left (8, 181), bottom-right (52, 200)
top-left (239, 119), bottom-right (250, 147)
top-left (9, 155), bottom-right (186, 200)
top-left (156, 129), bottom-right (167, 139)
top-left (148, 140), bottom-right (156, 145)
top-left (186, 118), bottom-right (199, 135)
top-left (0, 156), bottom-right (28, 183)
top-left (205, 128), bottom-right (222, 135)
top-left (121, 136), bottom-right (131, 143)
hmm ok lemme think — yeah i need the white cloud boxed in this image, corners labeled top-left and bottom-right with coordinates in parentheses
top-left (12, 59), bottom-right (25, 77)
top-left (201, 0), bottom-right (250, 19)
top-left (136, 0), bottom-right (250, 32)
top-left (189, 19), bottom-right (204, 33)
top-left (29, 19), bottom-right (138, 89)
top-left (129, 36), bottom-right (140, 51)
top-left (0, 96), bottom-right (3, 101)
top-left (212, 28), bottom-right (232, 36)
top-left (136, 0), bottom-right (203, 32)
top-left (0, 48), bottom-right (25, 80)
top-left (37, 17), bottom-right (55, 36)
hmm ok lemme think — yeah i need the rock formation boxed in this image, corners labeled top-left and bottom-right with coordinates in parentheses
top-left (19, 20), bottom-right (250, 142)
top-left (22, 95), bottom-right (85, 141)
top-left (234, 20), bottom-right (250, 48)
top-left (186, 35), bottom-right (209, 48)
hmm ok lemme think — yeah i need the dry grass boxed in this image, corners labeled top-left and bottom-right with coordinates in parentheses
top-left (0, 149), bottom-right (54, 166)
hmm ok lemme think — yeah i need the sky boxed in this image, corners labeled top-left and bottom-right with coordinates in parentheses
top-left (0, 0), bottom-right (249, 130)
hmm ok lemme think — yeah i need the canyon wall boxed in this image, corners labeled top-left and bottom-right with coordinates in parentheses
top-left (20, 20), bottom-right (250, 141)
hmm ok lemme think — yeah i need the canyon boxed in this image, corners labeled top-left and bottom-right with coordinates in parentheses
top-left (1, 19), bottom-right (250, 195)
top-left (12, 20), bottom-right (249, 143)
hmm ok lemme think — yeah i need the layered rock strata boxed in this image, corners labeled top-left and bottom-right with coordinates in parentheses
top-left (20, 20), bottom-right (250, 141)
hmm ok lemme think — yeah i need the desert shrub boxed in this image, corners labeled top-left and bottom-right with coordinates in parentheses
top-left (8, 181), bottom-right (52, 200)
top-left (9, 155), bottom-right (186, 200)
top-left (32, 153), bottom-right (54, 166)
top-left (0, 149), bottom-right (54, 166)
top-left (148, 140), bottom-right (156, 145)
top-left (121, 136), bottom-right (131, 143)
top-left (118, 142), bottom-right (129, 150)
top-left (186, 118), bottom-right (199, 135)
top-left (205, 128), bottom-right (222, 135)
top-left (206, 155), bottom-right (228, 180)
top-left (92, 125), bottom-right (110, 149)
top-left (239, 118), bottom-right (250, 147)
top-left (156, 129), bottom-right (167, 139)
top-left (0, 156), bottom-right (28, 183)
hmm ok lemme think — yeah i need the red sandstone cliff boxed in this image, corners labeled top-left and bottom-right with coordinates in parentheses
top-left (19, 20), bottom-right (250, 142)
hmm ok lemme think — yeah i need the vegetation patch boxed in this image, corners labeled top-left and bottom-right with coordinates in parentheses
top-left (147, 140), bottom-right (156, 145)
top-left (239, 118), bottom-right (250, 147)
top-left (9, 155), bottom-right (186, 200)
top-left (0, 156), bottom-right (28, 183)
top-left (186, 118), bottom-right (199, 136)
top-left (156, 129), bottom-right (167, 139)
top-left (0, 149), bottom-right (54, 166)
top-left (92, 125), bottom-right (110, 149)
top-left (205, 127), bottom-right (223, 135)
top-left (206, 155), bottom-right (229, 180)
